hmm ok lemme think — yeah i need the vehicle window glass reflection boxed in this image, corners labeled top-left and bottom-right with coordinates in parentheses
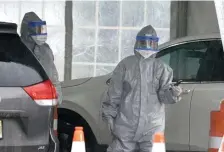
top-left (157, 40), bottom-right (224, 82)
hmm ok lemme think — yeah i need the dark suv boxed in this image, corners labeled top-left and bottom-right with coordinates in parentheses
top-left (0, 22), bottom-right (59, 152)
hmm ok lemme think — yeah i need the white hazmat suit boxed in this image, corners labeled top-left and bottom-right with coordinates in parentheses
top-left (102, 25), bottom-right (182, 152)
top-left (20, 12), bottom-right (62, 105)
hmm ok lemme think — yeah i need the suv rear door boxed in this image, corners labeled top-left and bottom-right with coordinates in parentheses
top-left (0, 23), bottom-right (56, 152)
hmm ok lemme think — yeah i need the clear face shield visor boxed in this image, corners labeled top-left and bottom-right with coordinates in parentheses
top-left (28, 21), bottom-right (47, 45)
top-left (28, 21), bottom-right (47, 36)
top-left (135, 35), bottom-right (159, 51)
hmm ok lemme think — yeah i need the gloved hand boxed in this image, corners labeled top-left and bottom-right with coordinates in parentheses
top-left (171, 86), bottom-right (182, 97)
top-left (178, 96), bottom-right (182, 101)
top-left (107, 118), bottom-right (114, 132)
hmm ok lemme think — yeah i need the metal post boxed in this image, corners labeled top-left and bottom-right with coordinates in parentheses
top-left (64, 0), bottom-right (73, 81)
top-left (170, 1), bottom-right (188, 40)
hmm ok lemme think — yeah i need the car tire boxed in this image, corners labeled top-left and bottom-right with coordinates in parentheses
top-left (58, 114), bottom-right (105, 152)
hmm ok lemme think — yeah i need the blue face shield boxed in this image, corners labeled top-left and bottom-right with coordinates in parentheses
top-left (135, 35), bottom-right (160, 58)
top-left (135, 35), bottom-right (159, 51)
top-left (28, 21), bottom-right (47, 45)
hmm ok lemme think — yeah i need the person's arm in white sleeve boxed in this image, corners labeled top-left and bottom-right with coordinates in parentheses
top-left (101, 61), bottom-right (125, 130)
top-left (157, 63), bottom-right (182, 104)
top-left (53, 75), bottom-right (63, 105)
top-left (46, 44), bottom-right (63, 105)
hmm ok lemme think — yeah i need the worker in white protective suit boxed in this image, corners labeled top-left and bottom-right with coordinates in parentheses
top-left (20, 12), bottom-right (62, 105)
top-left (101, 25), bottom-right (182, 152)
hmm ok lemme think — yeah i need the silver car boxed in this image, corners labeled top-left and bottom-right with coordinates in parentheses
top-left (59, 33), bottom-right (224, 152)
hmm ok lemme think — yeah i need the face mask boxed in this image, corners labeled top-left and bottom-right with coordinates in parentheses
top-left (31, 35), bottom-right (47, 45)
top-left (136, 49), bottom-right (158, 59)
top-left (28, 21), bottom-right (47, 45)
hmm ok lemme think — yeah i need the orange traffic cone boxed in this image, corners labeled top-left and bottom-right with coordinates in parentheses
top-left (152, 132), bottom-right (166, 152)
top-left (208, 101), bottom-right (224, 152)
top-left (218, 135), bottom-right (224, 152)
top-left (71, 126), bottom-right (86, 152)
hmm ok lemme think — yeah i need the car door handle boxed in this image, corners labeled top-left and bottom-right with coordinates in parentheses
top-left (182, 89), bottom-right (191, 94)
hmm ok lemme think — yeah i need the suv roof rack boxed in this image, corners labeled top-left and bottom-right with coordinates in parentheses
top-left (0, 22), bottom-right (18, 34)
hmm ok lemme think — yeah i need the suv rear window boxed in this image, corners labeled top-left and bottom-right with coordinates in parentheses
top-left (0, 33), bottom-right (48, 87)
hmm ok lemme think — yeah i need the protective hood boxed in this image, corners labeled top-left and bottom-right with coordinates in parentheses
top-left (20, 12), bottom-right (45, 48)
top-left (134, 25), bottom-right (159, 59)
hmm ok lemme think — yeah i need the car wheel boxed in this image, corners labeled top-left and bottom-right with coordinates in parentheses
top-left (58, 119), bottom-right (73, 152)
top-left (58, 115), bottom-right (104, 152)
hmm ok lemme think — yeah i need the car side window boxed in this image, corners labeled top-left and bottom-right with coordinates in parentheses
top-left (157, 40), bottom-right (224, 82)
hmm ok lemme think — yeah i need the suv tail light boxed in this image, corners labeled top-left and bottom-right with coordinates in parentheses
top-left (23, 80), bottom-right (58, 106)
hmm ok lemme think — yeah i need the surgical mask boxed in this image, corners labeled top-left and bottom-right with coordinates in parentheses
top-left (134, 35), bottom-right (160, 58)
top-left (135, 49), bottom-right (158, 59)
top-left (28, 21), bottom-right (47, 45)
top-left (31, 35), bottom-right (47, 45)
